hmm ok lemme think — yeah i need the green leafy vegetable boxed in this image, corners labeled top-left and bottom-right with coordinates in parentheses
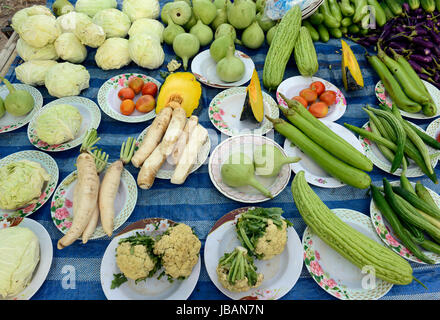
top-left (218, 246), bottom-right (259, 286)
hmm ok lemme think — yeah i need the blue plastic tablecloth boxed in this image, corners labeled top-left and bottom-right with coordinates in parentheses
top-left (1, 0), bottom-right (440, 300)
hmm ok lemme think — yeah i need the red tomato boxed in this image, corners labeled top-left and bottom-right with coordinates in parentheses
top-left (299, 88), bottom-right (318, 104)
top-left (319, 90), bottom-right (337, 106)
top-left (128, 77), bottom-right (144, 94)
top-left (118, 87), bottom-right (135, 100)
top-left (120, 99), bottom-right (135, 115)
top-left (309, 101), bottom-right (329, 118)
top-left (135, 95), bottom-right (156, 113)
top-left (141, 82), bottom-right (158, 97)
top-left (292, 95), bottom-right (308, 108)
top-left (310, 81), bottom-right (325, 95)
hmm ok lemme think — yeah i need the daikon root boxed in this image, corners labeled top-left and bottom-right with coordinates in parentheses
top-left (160, 107), bottom-right (187, 157)
top-left (171, 124), bottom-right (208, 185)
top-left (82, 201), bottom-right (99, 244)
top-left (137, 142), bottom-right (167, 189)
top-left (171, 115), bottom-right (199, 165)
top-left (131, 107), bottom-right (173, 168)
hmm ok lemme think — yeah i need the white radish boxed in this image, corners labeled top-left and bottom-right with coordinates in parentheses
top-left (171, 115), bottom-right (198, 165)
top-left (81, 201), bottom-right (99, 244)
top-left (131, 107), bottom-right (173, 168)
top-left (171, 124), bottom-right (208, 185)
top-left (137, 142), bottom-right (167, 189)
top-left (160, 107), bottom-right (187, 157)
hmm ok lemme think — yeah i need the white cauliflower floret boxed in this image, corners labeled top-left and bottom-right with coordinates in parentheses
top-left (153, 223), bottom-right (201, 279)
top-left (116, 241), bottom-right (156, 280)
top-left (254, 219), bottom-right (288, 260)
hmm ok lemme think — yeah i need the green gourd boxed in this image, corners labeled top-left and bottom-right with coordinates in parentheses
top-left (256, 11), bottom-right (275, 32)
top-left (190, 19), bottom-right (213, 46)
top-left (0, 97), bottom-right (5, 119)
top-left (172, 33), bottom-right (200, 70)
top-left (215, 23), bottom-right (240, 44)
top-left (294, 26), bottom-right (318, 77)
top-left (241, 19), bottom-right (265, 49)
top-left (167, 1), bottom-right (193, 25)
top-left (227, 0), bottom-right (256, 29)
top-left (211, 2), bottom-right (228, 30)
top-left (163, 14), bottom-right (186, 45)
top-left (193, 0), bottom-right (218, 25)
top-left (221, 152), bottom-right (273, 198)
top-left (253, 144), bottom-right (300, 177)
top-left (209, 35), bottom-right (234, 63)
top-left (183, 9), bottom-right (198, 30)
top-left (216, 45), bottom-right (245, 82)
top-left (0, 77), bottom-right (34, 117)
top-left (266, 24), bottom-right (277, 45)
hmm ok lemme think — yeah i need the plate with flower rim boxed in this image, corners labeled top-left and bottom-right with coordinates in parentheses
top-left (51, 165), bottom-right (137, 240)
top-left (375, 80), bottom-right (440, 120)
top-left (27, 96), bottom-right (101, 152)
top-left (0, 83), bottom-right (43, 134)
top-left (208, 134), bottom-right (291, 203)
top-left (97, 73), bottom-right (161, 123)
top-left (283, 120), bottom-right (364, 188)
top-left (276, 76), bottom-right (346, 122)
top-left (204, 207), bottom-right (303, 300)
top-left (0, 150), bottom-right (58, 218)
top-left (191, 49), bottom-right (255, 89)
top-left (370, 180), bottom-right (440, 265)
top-left (358, 121), bottom-right (438, 177)
top-left (0, 217), bottom-right (53, 300)
top-left (134, 123), bottom-right (211, 179)
top-left (208, 86), bottom-right (279, 137)
top-left (100, 218), bottom-right (201, 300)
top-left (303, 208), bottom-right (394, 300)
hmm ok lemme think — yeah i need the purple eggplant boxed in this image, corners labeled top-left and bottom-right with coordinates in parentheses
top-left (409, 59), bottom-right (434, 75)
top-left (411, 54), bottom-right (433, 64)
top-left (412, 37), bottom-right (435, 48)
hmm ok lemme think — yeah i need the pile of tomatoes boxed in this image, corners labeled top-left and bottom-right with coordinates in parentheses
top-left (118, 77), bottom-right (158, 116)
top-left (292, 81), bottom-right (337, 118)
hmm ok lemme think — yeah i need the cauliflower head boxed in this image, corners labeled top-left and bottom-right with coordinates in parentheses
top-left (254, 219), bottom-right (288, 260)
top-left (153, 223), bottom-right (201, 279)
top-left (16, 38), bottom-right (59, 62)
top-left (45, 62), bottom-right (90, 98)
top-left (92, 8), bottom-right (131, 39)
top-left (17, 14), bottom-right (61, 48)
top-left (95, 38), bottom-right (132, 70)
top-left (128, 33), bottom-right (164, 69)
top-left (116, 241), bottom-right (157, 281)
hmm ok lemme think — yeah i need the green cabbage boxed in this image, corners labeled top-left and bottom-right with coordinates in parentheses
top-left (92, 8), bottom-right (131, 38)
top-left (75, 0), bottom-right (117, 17)
top-left (0, 226), bottom-right (40, 298)
top-left (44, 62), bottom-right (90, 98)
top-left (35, 104), bottom-right (82, 145)
top-left (0, 160), bottom-right (50, 210)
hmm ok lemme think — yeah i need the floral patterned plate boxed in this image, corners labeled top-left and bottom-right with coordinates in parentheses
top-left (208, 134), bottom-right (291, 203)
top-left (303, 208), bottom-right (394, 300)
top-left (283, 120), bottom-right (364, 188)
top-left (97, 73), bottom-right (161, 123)
top-left (370, 180), bottom-right (440, 264)
top-left (204, 207), bottom-right (303, 300)
top-left (276, 76), bottom-right (346, 122)
top-left (0, 83), bottom-right (43, 134)
top-left (359, 121), bottom-right (438, 177)
top-left (135, 123), bottom-right (211, 179)
top-left (51, 165), bottom-right (137, 240)
top-left (0, 217), bottom-right (53, 300)
top-left (375, 80), bottom-right (440, 119)
top-left (191, 49), bottom-right (255, 89)
top-left (0, 150), bottom-right (58, 218)
top-left (208, 87), bottom-right (279, 137)
top-left (27, 96), bottom-right (101, 152)
top-left (100, 218), bottom-right (201, 300)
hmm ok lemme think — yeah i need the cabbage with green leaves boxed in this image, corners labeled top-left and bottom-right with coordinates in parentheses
top-left (0, 160), bottom-right (50, 210)
top-left (56, 11), bottom-right (92, 33)
top-left (16, 38), bottom-right (59, 62)
top-left (127, 18), bottom-right (164, 42)
top-left (92, 8), bottom-right (131, 38)
top-left (95, 38), bottom-right (132, 70)
top-left (54, 33), bottom-right (87, 64)
top-left (15, 60), bottom-right (58, 86)
top-left (75, 0), bottom-right (117, 17)
top-left (45, 62), bottom-right (90, 98)
top-left (11, 5), bottom-right (54, 32)
top-left (122, 0), bottom-right (160, 22)
top-left (35, 104), bottom-right (82, 145)
top-left (128, 33), bottom-right (164, 69)
top-left (17, 14), bottom-right (61, 48)
top-left (0, 226), bottom-right (40, 298)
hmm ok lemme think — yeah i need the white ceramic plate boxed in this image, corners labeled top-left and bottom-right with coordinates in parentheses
top-left (283, 120), bottom-right (364, 188)
top-left (208, 134), bottom-right (291, 203)
top-left (370, 181), bottom-right (440, 265)
top-left (276, 76), bottom-right (347, 122)
top-left (208, 87), bottom-right (279, 136)
top-left (303, 208), bottom-right (394, 300)
top-left (375, 80), bottom-right (440, 119)
top-left (51, 166), bottom-right (137, 240)
top-left (0, 217), bottom-right (53, 300)
top-left (27, 96), bottom-right (101, 152)
top-left (0, 150), bottom-right (59, 218)
top-left (97, 73), bottom-right (161, 123)
top-left (101, 218), bottom-right (201, 300)
top-left (0, 83), bottom-right (43, 133)
top-left (359, 121), bottom-right (438, 177)
top-left (204, 207), bottom-right (303, 300)
top-left (191, 50), bottom-right (255, 89)
top-left (135, 124), bottom-right (211, 179)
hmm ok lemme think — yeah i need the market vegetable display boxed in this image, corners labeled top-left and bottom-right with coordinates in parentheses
top-left (0, 226), bottom-right (40, 298)
top-left (0, 160), bottom-right (50, 210)
top-left (34, 104), bottom-right (82, 145)
top-left (216, 246), bottom-right (264, 292)
top-left (292, 170), bottom-right (415, 285)
top-left (236, 207), bottom-right (293, 260)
